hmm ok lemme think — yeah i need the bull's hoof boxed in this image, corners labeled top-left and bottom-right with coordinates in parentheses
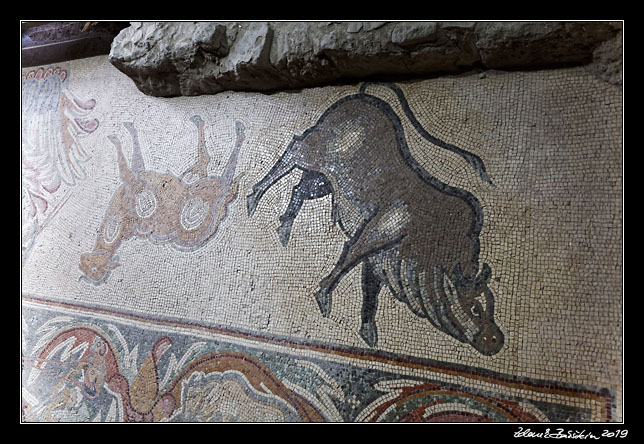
top-left (247, 193), bottom-right (259, 217)
top-left (359, 321), bottom-right (378, 347)
top-left (276, 220), bottom-right (293, 247)
top-left (315, 288), bottom-right (331, 317)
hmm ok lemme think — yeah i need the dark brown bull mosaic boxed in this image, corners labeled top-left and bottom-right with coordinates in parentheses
top-left (247, 82), bottom-right (504, 355)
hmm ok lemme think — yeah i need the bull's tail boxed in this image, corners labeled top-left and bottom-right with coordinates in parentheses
top-left (359, 82), bottom-right (494, 187)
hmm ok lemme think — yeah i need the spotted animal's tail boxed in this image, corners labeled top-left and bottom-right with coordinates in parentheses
top-left (359, 82), bottom-right (495, 187)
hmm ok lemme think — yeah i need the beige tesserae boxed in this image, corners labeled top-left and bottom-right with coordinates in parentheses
top-left (22, 56), bottom-right (622, 422)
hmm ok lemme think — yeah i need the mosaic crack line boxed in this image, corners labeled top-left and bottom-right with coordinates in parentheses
top-left (248, 82), bottom-right (503, 355)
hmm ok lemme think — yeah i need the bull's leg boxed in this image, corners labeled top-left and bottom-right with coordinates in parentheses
top-left (359, 260), bottom-right (383, 347)
top-left (315, 208), bottom-right (405, 317)
top-left (247, 150), bottom-right (299, 218)
top-left (277, 170), bottom-right (332, 246)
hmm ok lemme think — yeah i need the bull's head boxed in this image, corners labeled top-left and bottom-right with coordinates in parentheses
top-left (433, 263), bottom-right (504, 356)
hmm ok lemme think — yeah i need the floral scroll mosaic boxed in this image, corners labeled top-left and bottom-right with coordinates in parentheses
top-left (21, 56), bottom-right (622, 423)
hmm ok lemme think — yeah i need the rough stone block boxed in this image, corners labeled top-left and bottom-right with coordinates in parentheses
top-left (108, 21), bottom-right (621, 97)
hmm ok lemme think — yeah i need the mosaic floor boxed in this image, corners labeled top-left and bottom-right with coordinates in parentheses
top-left (21, 56), bottom-right (622, 422)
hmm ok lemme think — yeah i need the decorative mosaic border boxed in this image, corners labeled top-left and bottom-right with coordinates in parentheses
top-left (21, 294), bottom-right (615, 422)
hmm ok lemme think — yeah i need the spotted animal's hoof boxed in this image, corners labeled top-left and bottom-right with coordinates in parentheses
top-left (190, 115), bottom-right (204, 126)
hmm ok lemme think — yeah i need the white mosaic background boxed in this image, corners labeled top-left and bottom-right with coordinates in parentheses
top-left (21, 56), bottom-right (622, 418)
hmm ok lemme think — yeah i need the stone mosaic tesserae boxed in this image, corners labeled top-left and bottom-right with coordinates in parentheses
top-left (21, 56), bottom-right (622, 423)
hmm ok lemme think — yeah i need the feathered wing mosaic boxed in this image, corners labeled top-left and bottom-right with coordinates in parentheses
top-left (21, 66), bottom-right (99, 264)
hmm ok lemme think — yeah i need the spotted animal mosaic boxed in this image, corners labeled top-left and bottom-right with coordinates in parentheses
top-left (79, 116), bottom-right (244, 284)
top-left (21, 56), bottom-right (622, 422)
